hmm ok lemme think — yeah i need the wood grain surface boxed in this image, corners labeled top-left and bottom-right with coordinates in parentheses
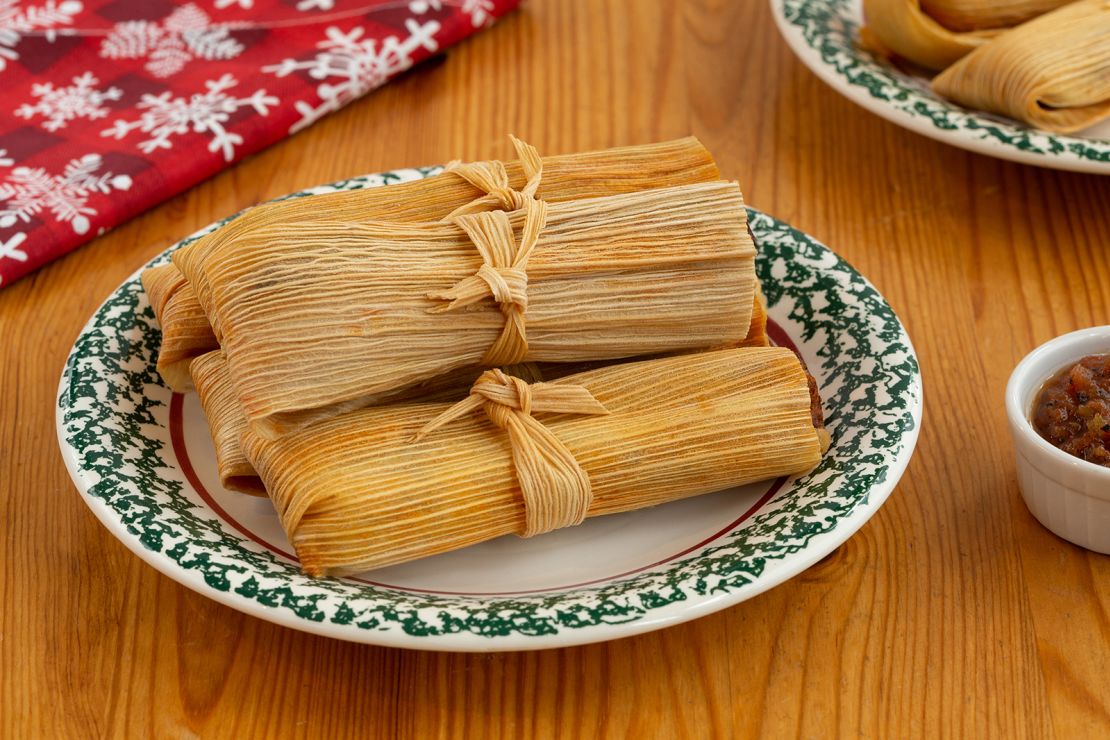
top-left (3, 0), bottom-right (1109, 737)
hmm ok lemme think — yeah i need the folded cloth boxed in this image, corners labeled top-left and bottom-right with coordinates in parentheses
top-left (0, 0), bottom-right (520, 288)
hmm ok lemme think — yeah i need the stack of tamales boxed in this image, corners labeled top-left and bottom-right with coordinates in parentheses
top-left (862, 0), bottom-right (1110, 133)
top-left (144, 137), bottom-right (829, 577)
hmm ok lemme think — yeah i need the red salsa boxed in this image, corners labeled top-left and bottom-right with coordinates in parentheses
top-left (1032, 354), bottom-right (1110, 467)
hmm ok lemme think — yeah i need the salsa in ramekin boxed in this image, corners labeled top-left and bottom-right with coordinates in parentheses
top-left (1031, 354), bottom-right (1110, 467)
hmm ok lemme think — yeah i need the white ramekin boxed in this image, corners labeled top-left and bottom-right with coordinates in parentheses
top-left (1006, 326), bottom-right (1110, 554)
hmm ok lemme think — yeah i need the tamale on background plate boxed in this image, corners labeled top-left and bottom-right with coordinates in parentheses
top-left (57, 167), bottom-right (922, 651)
top-left (771, 0), bottom-right (1110, 173)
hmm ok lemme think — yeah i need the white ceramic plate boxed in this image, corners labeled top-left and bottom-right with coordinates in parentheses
top-left (771, 0), bottom-right (1110, 174)
top-left (57, 167), bottom-right (922, 651)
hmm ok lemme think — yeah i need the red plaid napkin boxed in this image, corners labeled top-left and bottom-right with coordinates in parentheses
top-left (0, 0), bottom-right (519, 288)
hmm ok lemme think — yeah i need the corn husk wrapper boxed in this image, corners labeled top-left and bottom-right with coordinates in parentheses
top-left (141, 264), bottom-right (219, 391)
top-left (190, 355), bottom-right (545, 494)
top-left (862, 0), bottom-right (998, 70)
top-left (190, 298), bottom-right (769, 496)
top-left (919, 0), bottom-right (1070, 31)
top-left (150, 264), bottom-right (764, 398)
top-left (142, 263), bottom-right (177, 325)
top-left (932, 0), bottom-right (1110, 133)
top-left (240, 347), bottom-right (828, 576)
top-left (189, 351), bottom-right (269, 495)
top-left (144, 138), bottom-right (721, 391)
top-left (190, 351), bottom-right (549, 495)
top-left (177, 181), bottom-right (757, 439)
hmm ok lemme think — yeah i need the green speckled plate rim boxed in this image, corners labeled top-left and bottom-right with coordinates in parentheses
top-left (771, 0), bottom-right (1110, 173)
top-left (57, 166), bottom-right (922, 652)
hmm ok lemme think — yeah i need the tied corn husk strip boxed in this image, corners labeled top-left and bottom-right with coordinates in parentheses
top-left (178, 181), bottom-right (757, 440)
top-left (240, 347), bottom-right (828, 576)
top-left (442, 134), bottom-right (543, 218)
top-left (415, 369), bottom-right (611, 537)
top-left (919, 0), bottom-right (1071, 31)
top-left (932, 0), bottom-right (1110, 133)
top-left (427, 198), bottom-right (549, 365)
top-left (163, 137), bottom-right (720, 358)
top-left (190, 301), bottom-right (768, 495)
top-left (861, 0), bottom-right (997, 70)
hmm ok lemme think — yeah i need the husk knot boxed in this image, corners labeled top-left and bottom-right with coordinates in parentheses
top-left (442, 135), bottom-right (544, 219)
top-left (413, 369), bottom-right (609, 537)
top-left (428, 195), bottom-right (548, 366)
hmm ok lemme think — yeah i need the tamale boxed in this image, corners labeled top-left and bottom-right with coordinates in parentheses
top-left (190, 351), bottom-right (267, 495)
top-left (861, 0), bottom-right (997, 70)
top-left (142, 263), bottom-right (177, 323)
top-left (151, 269), bottom-right (764, 396)
top-left (240, 347), bottom-right (829, 576)
top-left (191, 350), bottom-right (547, 494)
top-left (747, 281), bottom-right (768, 348)
top-left (178, 182), bottom-right (758, 439)
top-left (919, 0), bottom-right (1070, 31)
top-left (145, 137), bottom-right (722, 391)
top-left (142, 264), bottom-right (220, 391)
top-left (189, 307), bottom-right (769, 494)
top-left (180, 137), bottom-right (720, 273)
top-left (932, 0), bottom-right (1110, 133)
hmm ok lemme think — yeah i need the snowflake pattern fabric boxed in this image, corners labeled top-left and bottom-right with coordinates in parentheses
top-left (102, 74), bottom-right (278, 161)
top-left (0, 0), bottom-right (519, 287)
top-left (16, 72), bottom-right (122, 131)
top-left (0, 0), bottom-right (84, 72)
top-left (99, 3), bottom-right (244, 79)
top-left (0, 153), bottom-right (132, 235)
top-left (264, 21), bottom-right (441, 133)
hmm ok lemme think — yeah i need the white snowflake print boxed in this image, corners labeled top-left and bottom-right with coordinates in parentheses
top-left (213, 0), bottom-right (252, 8)
top-left (99, 3), bottom-right (243, 78)
top-left (16, 73), bottom-right (123, 132)
top-left (295, 0), bottom-right (333, 9)
top-left (101, 74), bottom-right (278, 162)
top-left (0, 154), bottom-right (133, 240)
top-left (264, 20), bottom-right (441, 133)
top-left (461, 0), bottom-right (495, 27)
top-left (0, 150), bottom-right (13, 167)
top-left (0, 0), bottom-right (83, 72)
top-left (408, 0), bottom-right (441, 12)
top-left (0, 233), bottom-right (28, 270)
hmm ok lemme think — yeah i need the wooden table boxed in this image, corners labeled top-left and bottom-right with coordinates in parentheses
top-left (3, 0), bottom-right (1109, 736)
